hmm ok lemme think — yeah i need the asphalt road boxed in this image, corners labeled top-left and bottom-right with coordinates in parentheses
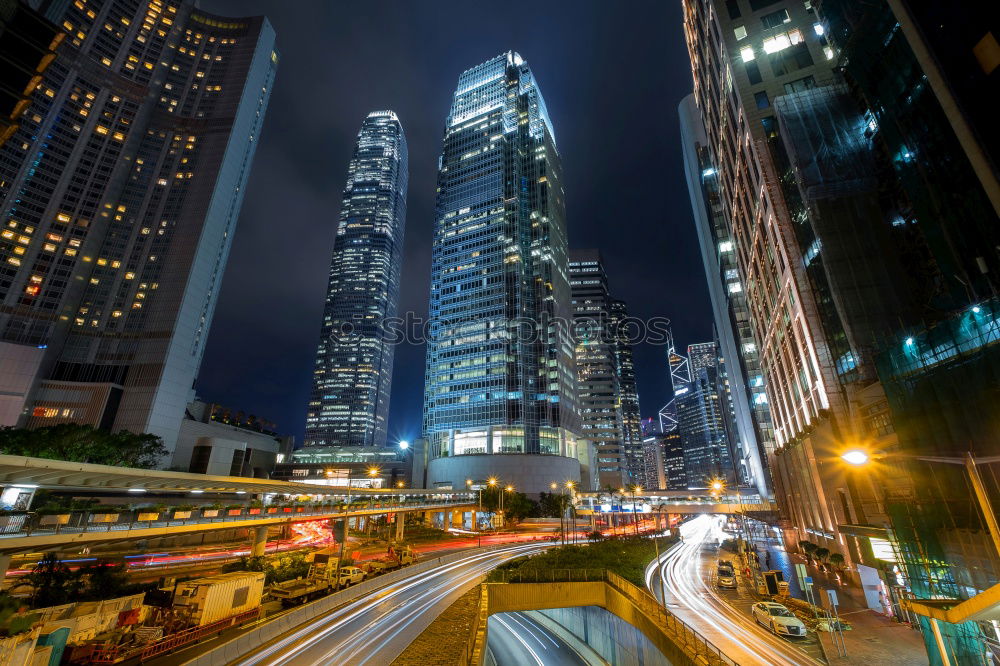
top-left (647, 515), bottom-right (825, 666)
top-left (233, 543), bottom-right (548, 666)
top-left (488, 611), bottom-right (593, 666)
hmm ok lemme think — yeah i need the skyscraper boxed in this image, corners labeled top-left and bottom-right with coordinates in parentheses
top-left (423, 52), bottom-right (581, 494)
top-left (304, 111), bottom-right (407, 449)
top-left (0, 0), bottom-right (276, 466)
top-left (569, 250), bottom-right (642, 489)
top-left (676, 341), bottom-right (735, 487)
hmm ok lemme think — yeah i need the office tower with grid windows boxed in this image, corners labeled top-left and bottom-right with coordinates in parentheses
top-left (0, 0), bottom-right (276, 466)
top-left (569, 250), bottom-right (642, 489)
top-left (304, 111), bottom-right (407, 449)
top-left (423, 51), bottom-right (581, 494)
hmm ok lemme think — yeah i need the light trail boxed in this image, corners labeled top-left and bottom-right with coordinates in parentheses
top-left (237, 543), bottom-right (547, 666)
top-left (647, 514), bottom-right (823, 666)
top-left (493, 615), bottom-right (545, 665)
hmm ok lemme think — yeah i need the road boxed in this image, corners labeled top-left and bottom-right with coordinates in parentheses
top-left (234, 543), bottom-right (548, 666)
top-left (488, 612), bottom-right (593, 666)
top-left (647, 514), bottom-right (825, 666)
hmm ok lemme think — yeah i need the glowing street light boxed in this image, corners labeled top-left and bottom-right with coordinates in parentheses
top-left (840, 450), bottom-right (870, 466)
top-left (399, 440), bottom-right (410, 450)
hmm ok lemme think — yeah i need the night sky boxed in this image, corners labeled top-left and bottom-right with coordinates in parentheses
top-left (197, 1), bottom-right (712, 445)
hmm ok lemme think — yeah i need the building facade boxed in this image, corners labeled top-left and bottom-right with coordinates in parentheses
top-left (569, 250), bottom-right (642, 489)
top-left (422, 52), bottom-right (581, 494)
top-left (175, 400), bottom-right (287, 477)
top-left (0, 0), bottom-right (276, 463)
top-left (304, 111), bottom-right (407, 449)
top-left (678, 96), bottom-right (778, 496)
top-left (681, 0), bottom-right (867, 571)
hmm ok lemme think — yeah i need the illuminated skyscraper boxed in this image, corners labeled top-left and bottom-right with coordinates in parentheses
top-left (304, 111), bottom-right (407, 448)
top-left (569, 250), bottom-right (642, 488)
top-left (423, 52), bottom-right (581, 494)
top-left (0, 0), bottom-right (276, 466)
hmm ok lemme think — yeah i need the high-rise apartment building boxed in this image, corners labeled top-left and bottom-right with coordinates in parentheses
top-left (0, 0), bottom-right (276, 467)
top-left (569, 250), bottom-right (642, 489)
top-left (304, 111), bottom-right (407, 449)
top-left (422, 52), bottom-right (581, 494)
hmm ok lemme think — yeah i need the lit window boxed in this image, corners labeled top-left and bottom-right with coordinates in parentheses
top-left (740, 46), bottom-right (755, 62)
top-left (734, 25), bottom-right (748, 40)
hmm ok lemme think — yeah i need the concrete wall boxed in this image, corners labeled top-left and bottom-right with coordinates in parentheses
top-left (537, 605), bottom-right (672, 666)
top-left (172, 418), bottom-right (278, 476)
top-left (427, 454), bottom-right (581, 495)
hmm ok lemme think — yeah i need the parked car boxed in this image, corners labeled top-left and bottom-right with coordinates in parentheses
top-left (751, 602), bottom-right (807, 637)
top-left (716, 568), bottom-right (737, 589)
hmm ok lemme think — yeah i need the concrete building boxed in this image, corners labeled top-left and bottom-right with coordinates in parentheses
top-left (0, 1), bottom-right (277, 463)
top-left (173, 401), bottom-right (286, 477)
top-left (422, 52), bottom-right (581, 494)
top-left (272, 442), bottom-right (422, 491)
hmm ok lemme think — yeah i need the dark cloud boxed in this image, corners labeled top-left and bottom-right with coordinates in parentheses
top-left (197, 0), bottom-right (712, 442)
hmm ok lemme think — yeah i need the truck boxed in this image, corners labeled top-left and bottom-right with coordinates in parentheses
top-left (360, 546), bottom-right (417, 576)
top-left (269, 554), bottom-right (340, 606)
top-left (172, 571), bottom-right (265, 627)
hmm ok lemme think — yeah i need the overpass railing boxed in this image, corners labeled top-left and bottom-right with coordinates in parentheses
top-left (0, 499), bottom-right (473, 539)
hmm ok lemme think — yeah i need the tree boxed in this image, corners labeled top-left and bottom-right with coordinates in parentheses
top-left (828, 552), bottom-right (845, 571)
top-left (799, 540), bottom-right (817, 561)
top-left (26, 553), bottom-right (81, 608)
top-left (79, 558), bottom-right (130, 600)
top-left (0, 424), bottom-right (167, 468)
top-left (814, 547), bottom-right (830, 568)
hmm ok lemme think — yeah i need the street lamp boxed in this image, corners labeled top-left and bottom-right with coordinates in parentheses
top-left (467, 479), bottom-right (482, 546)
top-left (566, 481), bottom-right (576, 544)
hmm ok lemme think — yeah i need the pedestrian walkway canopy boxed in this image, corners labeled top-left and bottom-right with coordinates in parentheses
top-left (0, 454), bottom-right (466, 498)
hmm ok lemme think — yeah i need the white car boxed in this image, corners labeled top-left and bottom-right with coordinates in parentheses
top-left (751, 602), bottom-right (807, 638)
top-left (717, 571), bottom-right (737, 589)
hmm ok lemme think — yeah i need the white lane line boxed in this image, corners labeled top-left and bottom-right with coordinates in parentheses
top-left (494, 614), bottom-right (545, 666)
top-left (512, 612), bottom-right (560, 649)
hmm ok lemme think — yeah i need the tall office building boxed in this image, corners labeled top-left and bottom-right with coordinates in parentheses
top-left (0, 0), bottom-right (276, 466)
top-left (676, 341), bottom-right (735, 487)
top-left (568, 250), bottom-right (642, 488)
top-left (807, 3), bottom-right (1000, 660)
top-left (304, 111), bottom-right (407, 449)
top-left (422, 52), bottom-right (581, 494)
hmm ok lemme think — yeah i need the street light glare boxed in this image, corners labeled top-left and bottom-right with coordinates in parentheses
top-left (488, 477), bottom-right (497, 486)
top-left (841, 450), bottom-right (871, 466)
top-left (399, 440), bottom-right (410, 450)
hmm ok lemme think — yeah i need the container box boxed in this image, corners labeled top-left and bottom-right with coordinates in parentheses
top-left (172, 572), bottom-right (264, 626)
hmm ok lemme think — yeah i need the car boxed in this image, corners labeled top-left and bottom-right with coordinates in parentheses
top-left (717, 558), bottom-right (735, 571)
top-left (717, 570), bottom-right (737, 589)
top-left (751, 602), bottom-right (807, 637)
top-left (337, 566), bottom-right (366, 587)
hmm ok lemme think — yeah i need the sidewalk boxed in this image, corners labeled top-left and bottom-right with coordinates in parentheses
top-left (750, 541), bottom-right (928, 665)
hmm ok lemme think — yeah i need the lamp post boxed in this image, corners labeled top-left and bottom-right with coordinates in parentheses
top-left (625, 484), bottom-right (642, 536)
top-left (504, 485), bottom-right (514, 532)
top-left (566, 481), bottom-right (576, 544)
top-left (467, 479), bottom-right (482, 547)
top-left (840, 449), bottom-right (1000, 666)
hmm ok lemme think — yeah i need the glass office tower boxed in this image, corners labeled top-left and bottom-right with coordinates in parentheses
top-left (423, 52), bottom-right (581, 494)
top-left (304, 111), bottom-right (407, 449)
top-left (0, 0), bottom-right (276, 466)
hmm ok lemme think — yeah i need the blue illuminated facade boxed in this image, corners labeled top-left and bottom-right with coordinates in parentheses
top-left (305, 111), bottom-right (407, 448)
top-left (422, 52), bottom-right (581, 493)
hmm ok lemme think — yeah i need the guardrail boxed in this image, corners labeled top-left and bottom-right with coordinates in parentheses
top-left (182, 545), bottom-right (509, 666)
top-left (605, 569), bottom-right (738, 666)
top-left (0, 500), bottom-right (474, 540)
